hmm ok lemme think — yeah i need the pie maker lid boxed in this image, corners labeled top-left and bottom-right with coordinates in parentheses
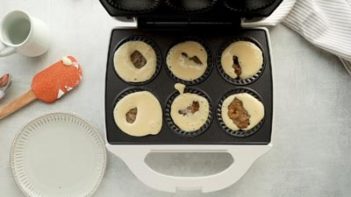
top-left (99, 0), bottom-right (283, 23)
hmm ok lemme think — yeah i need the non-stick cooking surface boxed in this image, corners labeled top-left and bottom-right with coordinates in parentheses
top-left (105, 28), bottom-right (272, 145)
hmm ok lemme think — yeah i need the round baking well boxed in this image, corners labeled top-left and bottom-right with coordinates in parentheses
top-left (217, 88), bottom-right (265, 138)
top-left (113, 36), bottom-right (162, 85)
top-left (165, 88), bottom-right (212, 137)
top-left (217, 37), bottom-right (265, 85)
top-left (165, 39), bottom-right (212, 85)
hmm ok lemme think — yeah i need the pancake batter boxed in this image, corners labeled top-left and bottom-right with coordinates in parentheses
top-left (221, 41), bottom-right (263, 79)
top-left (221, 93), bottom-right (264, 131)
top-left (167, 41), bottom-right (208, 81)
top-left (114, 41), bottom-right (157, 83)
top-left (170, 83), bottom-right (210, 132)
top-left (113, 91), bottom-right (162, 137)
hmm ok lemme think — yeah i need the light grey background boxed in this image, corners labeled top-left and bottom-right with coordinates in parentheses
top-left (1, 0), bottom-right (351, 196)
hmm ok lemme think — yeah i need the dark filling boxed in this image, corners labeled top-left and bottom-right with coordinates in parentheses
top-left (232, 56), bottom-right (242, 77)
top-left (126, 107), bottom-right (137, 123)
top-left (178, 101), bottom-right (200, 115)
top-left (0, 73), bottom-right (10, 88)
top-left (130, 50), bottom-right (147, 69)
top-left (181, 52), bottom-right (203, 65)
top-left (227, 98), bottom-right (250, 129)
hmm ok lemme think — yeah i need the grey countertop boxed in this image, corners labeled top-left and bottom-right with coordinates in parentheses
top-left (1, 1), bottom-right (351, 196)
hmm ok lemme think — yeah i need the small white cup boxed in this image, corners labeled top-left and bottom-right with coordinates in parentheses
top-left (0, 10), bottom-right (50, 57)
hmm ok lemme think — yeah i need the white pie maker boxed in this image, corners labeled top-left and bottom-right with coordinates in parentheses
top-left (102, 0), bottom-right (295, 193)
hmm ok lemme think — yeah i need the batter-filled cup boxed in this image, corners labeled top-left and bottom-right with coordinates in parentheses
top-left (217, 38), bottom-right (264, 85)
top-left (217, 88), bottom-right (264, 137)
top-left (166, 39), bottom-right (212, 85)
top-left (165, 83), bottom-right (212, 137)
top-left (113, 36), bottom-right (161, 85)
top-left (113, 88), bottom-right (163, 137)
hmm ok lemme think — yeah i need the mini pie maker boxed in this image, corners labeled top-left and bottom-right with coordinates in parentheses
top-left (101, 0), bottom-right (280, 193)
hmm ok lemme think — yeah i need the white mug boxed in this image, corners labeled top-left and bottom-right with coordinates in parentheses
top-left (0, 10), bottom-right (50, 57)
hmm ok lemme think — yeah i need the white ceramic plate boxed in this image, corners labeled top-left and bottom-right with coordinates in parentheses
top-left (11, 113), bottom-right (107, 197)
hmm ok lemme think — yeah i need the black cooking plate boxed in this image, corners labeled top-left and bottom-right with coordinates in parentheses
top-left (105, 28), bottom-right (273, 145)
top-left (100, 0), bottom-right (283, 19)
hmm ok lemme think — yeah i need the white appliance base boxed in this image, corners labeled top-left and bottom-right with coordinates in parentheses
top-left (107, 144), bottom-right (272, 193)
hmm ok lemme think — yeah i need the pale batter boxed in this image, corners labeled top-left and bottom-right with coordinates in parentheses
top-left (221, 93), bottom-right (264, 131)
top-left (114, 41), bottom-right (157, 82)
top-left (113, 91), bottom-right (162, 137)
top-left (221, 41), bottom-right (263, 79)
top-left (166, 41), bottom-right (208, 81)
top-left (170, 83), bottom-right (210, 132)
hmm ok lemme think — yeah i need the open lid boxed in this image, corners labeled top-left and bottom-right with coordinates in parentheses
top-left (100, 0), bottom-right (283, 25)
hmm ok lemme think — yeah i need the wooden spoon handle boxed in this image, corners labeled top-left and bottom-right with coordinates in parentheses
top-left (0, 90), bottom-right (37, 120)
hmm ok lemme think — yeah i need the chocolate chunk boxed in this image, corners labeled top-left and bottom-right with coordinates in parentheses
top-left (178, 101), bottom-right (200, 115)
top-left (232, 56), bottom-right (242, 77)
top-left (190, 101), bottom-right (200, 113)
top-left (0, 73), bottom-right (10, 88)
top-left (130, 50), bottom-right (147, 69)
top-left (181, 52), bottom-right (189, 58)
top-left (181, 52), bottom-right (203, 65)
top-left (189, 56), bottom-right (203, 65)
top-left (126, 107), bottom-right (137, 123)
top-left (227, 98), bottom-right (250, 129)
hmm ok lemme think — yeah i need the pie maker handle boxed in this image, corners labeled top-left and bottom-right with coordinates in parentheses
top-left (0, 42), bottom-right (16, 57)
top-left (110, 144), bottom-right (271, 193)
